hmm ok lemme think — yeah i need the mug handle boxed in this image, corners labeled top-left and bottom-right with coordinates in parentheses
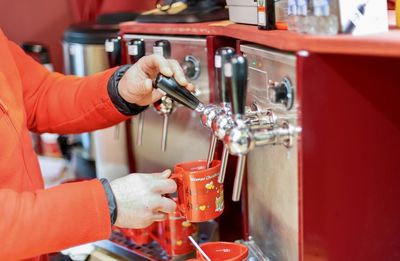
top-left (170, 169), bottom-right (186, 215)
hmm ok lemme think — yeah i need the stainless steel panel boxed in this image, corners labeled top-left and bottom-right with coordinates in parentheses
top-left (62, 41), bottom-right (127, 180)
top-left (240, 44), bottom-right (299, 261)
top-left (62, 42), bottom-right (109, 76)
top-left (123, 35), bottom-right (210, 172)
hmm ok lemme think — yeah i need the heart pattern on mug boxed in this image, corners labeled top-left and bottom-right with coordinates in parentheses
top-left (205, 181), bottom-right (215, 190)
top-left (199, 205), bottom-right (206, 211)
top-left (182, 220), bottom-right (192, 228)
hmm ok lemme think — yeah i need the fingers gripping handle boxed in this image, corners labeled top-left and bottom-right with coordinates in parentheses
top-left (155, 74), bottom-right (204, 112)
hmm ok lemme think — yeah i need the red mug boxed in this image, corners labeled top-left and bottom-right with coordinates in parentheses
top-left (120, 223), bottom-right (157, 245)
top-left (172, 160), bottom-right (224, 222)
top-left (157, 211), bottom-right (198, 256)
top-left (189, 242), bottom-right (249, 261)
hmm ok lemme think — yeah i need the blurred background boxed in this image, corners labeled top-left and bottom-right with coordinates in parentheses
top-left (0, 0), bottom-right (153, 72)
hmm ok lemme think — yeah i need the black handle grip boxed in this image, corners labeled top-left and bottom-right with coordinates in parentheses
top-left (153, 40), bottom-right (171, 58)
top-left (155, 74), bottom-right (202, 111)
top-left (227, 55), bottom-right (248, 115)
top-left (105, 37), bottom-right (122, 67)
top-left (215, 47), bottom-right (235, 103)
top-left (128, 39), bottom-right (145, 63)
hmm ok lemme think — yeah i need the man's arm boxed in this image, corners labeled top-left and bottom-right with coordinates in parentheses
top-left (8, 40), bottom-right (194, 134)
top-left (8, 41), bottom-right (128, 134)
top-left (0, 171), bottom-right (177, 260)
top-left (0, 180), bottom-right (111, 260)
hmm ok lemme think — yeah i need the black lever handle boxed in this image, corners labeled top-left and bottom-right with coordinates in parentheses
top-left (128, 39), bottom-right (145, 63)
top-left (155, 74), bottom-right (204, 112)
top-left (226, 55), bottom-right (248, 116)
top-left (153, 40), bottom-right (171, 59)
top-left (215, 47), bottom-right (235, 103)
top-left (105, 37), bottom-right (122, 67)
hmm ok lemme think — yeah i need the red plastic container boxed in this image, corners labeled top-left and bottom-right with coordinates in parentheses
top-left (172, 160), bottom-right (223, 222)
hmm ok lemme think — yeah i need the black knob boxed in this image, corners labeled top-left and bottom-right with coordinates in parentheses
top-left (215, 47), bottom-right (235, 103)
top-left (182, 55), bottom-right (200, 80)
top-left (226, 55), bottom-right (248, 116)
top-left (128, 39), bottom-right (145, 63)
top-left (153, 40), bottom-right (171, 58)
top-left (269, 77), bottom-right (294, 110)
top-left (183, 61), bottom-right (196, 80)
top-left (105, 37), bottom-right (122, 67)
top-left (155, 74), bottom-right (203, 111)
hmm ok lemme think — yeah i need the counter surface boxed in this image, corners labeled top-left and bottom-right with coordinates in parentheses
top-left (120, 11), bottom-right (400, 57)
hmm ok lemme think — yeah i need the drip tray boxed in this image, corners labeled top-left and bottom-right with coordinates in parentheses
top-left (94, 221), bottom-right (219, 261)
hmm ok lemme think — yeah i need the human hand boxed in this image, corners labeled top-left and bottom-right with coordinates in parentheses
top-left (110, 169), bottom-right (177, 229)
top-left (117, 54), bottom-right (195, 106)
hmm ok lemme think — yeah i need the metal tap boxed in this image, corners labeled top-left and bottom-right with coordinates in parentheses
top-left (154, 74), bottom-right (204, 112)
top-left (223, 56), bottom-right (301, 201)
top-left (152, 73), bottom-right (205, 151)
top-left (153, 96), bottom-right (175, 151)
top-left (204, 47), bottom-right (235, 169)
top-left (200, 104), bottom-right (222, 129)
top-left (127, 39), bottom-right (146, 146)
top-left (153, 40), bottom-right (173, 151)
top-left (222, 54), bottom-right (253, 201)
top-left (253, 121), bottom-right (301, 148)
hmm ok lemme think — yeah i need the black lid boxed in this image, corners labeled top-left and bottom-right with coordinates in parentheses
top-left (63, 24), bottom-right (119, 44)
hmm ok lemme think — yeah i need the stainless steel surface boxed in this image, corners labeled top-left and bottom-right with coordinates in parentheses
top-left (225, 119), bottom-right (255, 156)
top-left (201, 105), bottom-right (223, 129)
top-left (247, 109), bottom-right (276, 130)
top-left (194, 103), bottom-right (205, 113)
top-left (253, 121), bottom-right (301, 148)
top-left (206, 136), bottom-right (217, 169)
top-left (213, 104), bottom-right (234, 141)
top-left (214, 113), bottom-right (235, 140)
top-left (63, 42), bottom-right (109, 76)
top-left (123, 35), bottom-right (210, 172)
top-left (94, 240), bottom-right (152, 261)
top-left (236, 238), bottom-right (271, 261)
top-left (232, 154), bottom-right (247, 202)
top-left (183, 55), bottom-right (201, 80)
top-left (114, 124), bottom-right (120, 139)
top-left (137, 113), bottom-right (145, 146)
top-left (161, 114), bottom-right (169, 151)
top-left (218, 147), bottom-right (229, 183)
top-left (240, 44), bottom-right (299, 261)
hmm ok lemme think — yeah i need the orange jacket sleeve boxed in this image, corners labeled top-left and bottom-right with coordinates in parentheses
top-left (7, 41), bottom-right (129, 134)
top-left (0, 180), bottom-right (111, 260)
top-left (0, 40), bottom-right (127, 259)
